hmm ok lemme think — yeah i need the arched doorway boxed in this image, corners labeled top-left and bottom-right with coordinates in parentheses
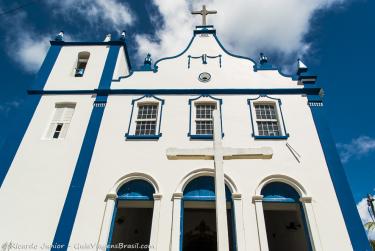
top-left (181, 176), bottom-right (236, 251)
top-left (261, 182), bottom-right (312, 251)
top-left (107, 179), bottom-right (155, 251)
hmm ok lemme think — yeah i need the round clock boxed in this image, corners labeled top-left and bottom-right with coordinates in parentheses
top-left (198, 72), bottom-right (211, 83)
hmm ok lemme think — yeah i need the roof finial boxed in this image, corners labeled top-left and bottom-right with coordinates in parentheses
top-left (120, 30), bottom-right (126, 41)
top-left (297, 58), bottom-right (308, 74)
top-left (259, 53), bottom-right (268, 65)
top-left (104, 34), bottom-right (111, 42)
top-left (191, 5), bottom-right (217, 26)
top-left (55, 31), bottom-right (64, 41)
top-left (144, 53), bottom-right (152, 65)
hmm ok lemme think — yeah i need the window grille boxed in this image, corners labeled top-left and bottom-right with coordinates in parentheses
top-left (254, 103), bottom-right (281, 136)
top-left (195, 103), bottom-right (216, 135)
top-left (135, 104), bottom-right (158, 135)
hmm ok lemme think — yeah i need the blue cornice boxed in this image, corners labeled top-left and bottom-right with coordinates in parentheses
top-left (50, 40), bottom-right (126, 46)
top-left (28, 87), bottom-right (322, 96)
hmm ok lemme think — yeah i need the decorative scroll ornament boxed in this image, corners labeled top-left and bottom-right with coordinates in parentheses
top-left (188, 54), bottom-right (222, 68)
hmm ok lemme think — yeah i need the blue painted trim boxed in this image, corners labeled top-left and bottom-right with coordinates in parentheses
top-left (153, 35), bottom-right (195, 72)
top-left (307, 95), bottom-right (372, 251)
top-left (52, 44), bottom-right (119, 249)
top-left (125, 95), bottom-right (165, 140)
top-left (194, 29), bottom-right (216, 35)
top-left (106, 200), bottom-right (118, 251)
top-left (230, 200), bottom-right (238, 251)
top-left (50, 41), bottom-right (126, 46)
top-left (125, 134), bottom-right (161, 140)
top-left (98, 46), bottom-right (120, 90)
top-left (196, 25), bottom-right (214, 28)
top-left (30, 45), bottom-right (62, 91)
top-left (247, 95), bottom-right (289, 139)
top-left (179, 199), bottom-right (184, 251)
top-left (212, 34), bottom-right (257, 65)
top-left (188, 95), bottom-right (224, 140)
top-left (51, 102), bottom-right (106, 250)
top-left (254, 135), bottom-right (289, 140)
top-left (0, 45), bottom-right (62, 187)
top-left (28, 87), bottom-right (322, 96)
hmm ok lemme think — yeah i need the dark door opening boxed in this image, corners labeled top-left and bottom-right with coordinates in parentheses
top-left (110, 201), bottom-right (153, 251)
top-left (182, 202), bottom-right (235, 251)
top-left (264, 203), bottom-right (310, 251)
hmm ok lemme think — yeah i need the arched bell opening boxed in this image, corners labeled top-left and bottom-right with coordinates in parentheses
top-left (261, 182), bottom-right (312, 251)
top-left (181, 176), bottom-right (236, 251)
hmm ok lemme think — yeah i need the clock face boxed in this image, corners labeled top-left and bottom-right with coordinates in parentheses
top-left (198, 72), bottom-right (211, 83)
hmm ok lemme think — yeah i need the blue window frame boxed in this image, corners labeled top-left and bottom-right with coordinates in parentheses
top-left (188, 95), bottom-right (224, 140)
top-left (247, 95), bottom-right (289, 139)
top-left (125, 95), bottom-right (164, 140)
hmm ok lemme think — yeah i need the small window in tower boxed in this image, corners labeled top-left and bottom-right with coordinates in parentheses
top-left (195, 103), bottom-right (216, 135)
top-left (75, 51), bottom-right (90, 77)
top-left (45, 103), bottom-right (76, 140)
top-left (254, 103), bottom-right (281, 136)
top-left (135, 104), bottom-right (159, 136)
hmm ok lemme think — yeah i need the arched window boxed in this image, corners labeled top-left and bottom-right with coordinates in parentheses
top-left (107, 179), bottom-right (155, 250)
top-left (261, 182), bottom-right (312, 251)
top-left (181, 176), bottom-right (236, 251)
top-left (75, 51), bottom-right (90, 77)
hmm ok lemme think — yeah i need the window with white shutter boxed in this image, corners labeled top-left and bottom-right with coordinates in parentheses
top-left (45, 103), bottom-right (76, 140)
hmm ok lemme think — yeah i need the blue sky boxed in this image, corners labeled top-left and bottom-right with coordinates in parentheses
top-left (0, 0), bottom-right (374, 229)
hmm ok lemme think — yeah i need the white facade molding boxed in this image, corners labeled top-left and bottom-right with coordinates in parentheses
top-left (170, 193), bottom-right (183, 251)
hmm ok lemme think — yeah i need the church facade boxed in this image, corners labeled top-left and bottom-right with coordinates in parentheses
top-left (0, 23), bottom-right (371, 251)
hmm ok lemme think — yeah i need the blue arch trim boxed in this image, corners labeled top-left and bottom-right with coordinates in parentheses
top-left (261, 182), bottom-right (300, 203)
top-left (125, 95), bottom-right (165, 140)
top-left (247, 95), bottom-right (289, 140)
top-left (183, 176), bottom-right (231, 201)
top-left (188, 95), bottom-right (224, 140)
top-left (0, 45), bottom-right (62, 187)
top-left (51, 45), bottom-right (120, 250)
top-left (307, 95), bottom-right (372, 251)
top-left (117, 179), bottom-right (155, 200)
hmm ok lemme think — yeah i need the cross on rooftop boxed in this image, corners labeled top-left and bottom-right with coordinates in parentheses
top-left (191, 5), bottom-right (217, 26)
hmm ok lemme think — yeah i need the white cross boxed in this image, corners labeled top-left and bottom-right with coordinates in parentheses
top-left (166, 110), bottom-right (273, 251)
top-left (191, 5), bottom-right (217, 26)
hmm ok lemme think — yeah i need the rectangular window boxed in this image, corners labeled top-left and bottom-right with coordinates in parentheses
top-left (195, 104), bottom-right (216, 135)
top-left (135, 104), bottom-right (158, 135)
top-left (254, 104), bottom-right (281, 136)
top-left (46, 103), bottom-right (75, 139)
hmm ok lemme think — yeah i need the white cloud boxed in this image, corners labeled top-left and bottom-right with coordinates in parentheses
top-left (47, 0), bottom-right (134, 31)
top-left (337, 136), bottom-right (375, 163)
top-left (357, 197), bottom-right (375, 240)
top-left (136, 0), bottom-right (346, 67)
top-left (0, 0), bottom-right (135, 73)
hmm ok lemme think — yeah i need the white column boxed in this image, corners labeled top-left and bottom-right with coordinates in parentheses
top-left (149, 193), bottom-right (162, 251)
top-left (97, 193), bottom-right (117, 251)
top-left (170, 192), bottom-right (183, 251)
top-left (213, 111), bottom-right (230, 251)
top-left (232, 193), bottom-right (246, 251)
top-left (253, 195), bottom-right (269, 251)
top-left (300, 197), bottom-right (323, 251)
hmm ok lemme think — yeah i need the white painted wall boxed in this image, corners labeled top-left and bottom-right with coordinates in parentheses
top-left (0, 95), bottom-right (94, 247)
top-left (45, 45), bottom-right (110, 91)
